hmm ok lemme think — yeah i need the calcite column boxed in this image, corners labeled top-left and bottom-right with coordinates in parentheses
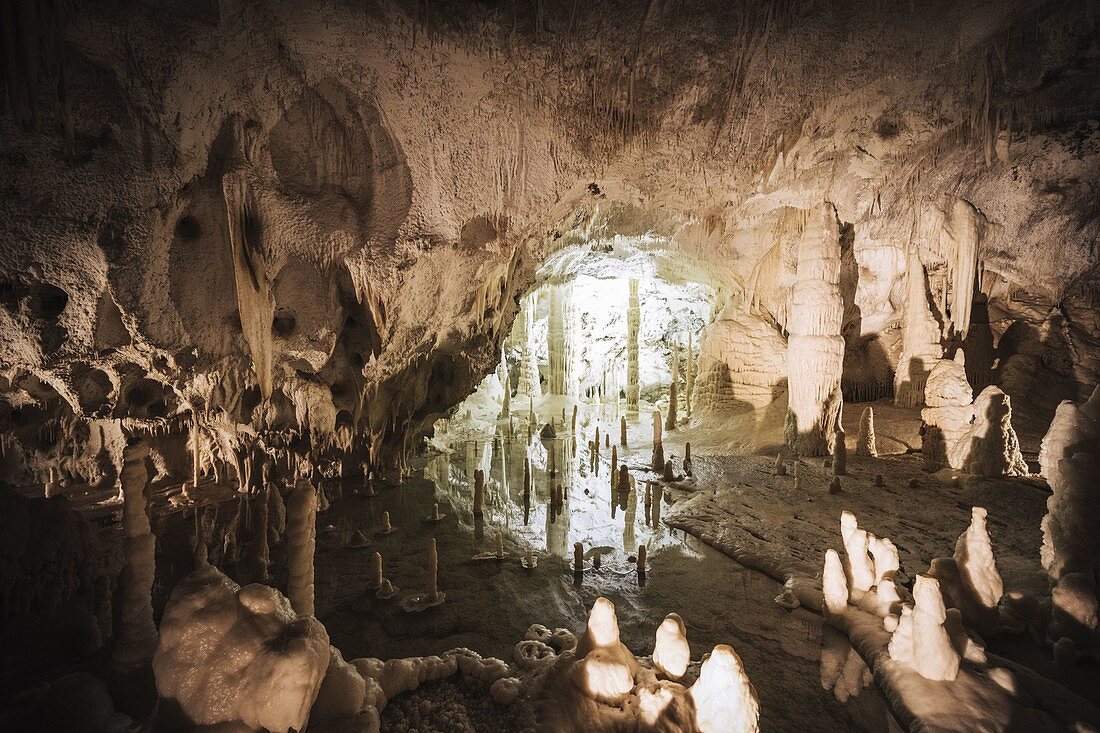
top-left (113, 439), bottom-right (157, 671)
top-left (665, 343), bottom-right (679, 431)
top-left (784, 202), bottom-right (845, 456)
top-left (685, 332), bottom-right (695, 419)
top-left (516, 292), bottom-right (542, 399)
top-left (895, 248), bottom-right (944, 407)
top-left (626, 279), bottom-right (640, 412)
top-left (286, 479), bottom-right (318, 616)
top-left (547, 284), bottom-right (573, 396)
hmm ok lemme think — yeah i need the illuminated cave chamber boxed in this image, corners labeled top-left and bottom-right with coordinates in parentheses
top-left (2, 1), bottom-right (1100, 732)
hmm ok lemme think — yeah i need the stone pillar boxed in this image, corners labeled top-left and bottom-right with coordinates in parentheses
top-left (516, 292), bottom-right (542, 399)
top-left (685, 332), bottom-right (695, 420)
top-left (784, 202), bottom-right (844, 456)
top-left (548, 284), bottom-right (573, 396)
top-left (113, 439), bottom-right (157, 671)
top-left (626, 279), bottom-right (640, 413)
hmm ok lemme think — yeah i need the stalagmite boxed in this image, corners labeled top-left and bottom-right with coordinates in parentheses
top-left (1040, 387), bottom-right (1100, 646)
top-left (823, 549), bottom-right (849, 616)
top-left (574, 542), bottom-right (584, 573)
top-left (840, 512), bottom-right (874, 593)
top-left (548, 284), bottom-right (574, 396)
top-left (832, 428), bottom-right (847, 476)
top-left (626, 278), bottom-right (641, 413)
top-left (572, 404), bottom-right (578, 432)
top-left (380, 510), bottom-right (394, 533)
top-left (895, 248), bottom-right (944, 407)
top-left (953, 506), bottom-right (1003, 613)
top-left (637, 544), bottom-right (647, 574)
top-left (500, 370), bottom-right (510, 418)
top-left (651, 410), bottom-right (664, 472)
top-left (653, 613), bottom-right (690, 680)
top-left (785, 202), bottom-right (844, 456)
top-left (774, 453), bottom-right (786, 476)
top-left (903, 575), bottom-right (960, 681)
top-left (573, 597), bottom-right (638, 704)
top-left (113, 439), bottom-right (157, 671)
top-left (473, 469), bottom-right (485, 516)
top-left (286, 479), bottom-right (318, 616)
top-left (856, 406), bottom-right (877, 457)
top-left (689, 645), bottom-right (760, 733)
top-left (869, 536), bottom-right (900, 585)
top-left (620, 415), bottom-right (627, 446)
top-left (685, 332), bottom-right (695, 420)
top-left (370, 552), bottom-right (383, 589)
top-left (191, 411), bottom-right (202, 489)
top-left (516, 293), bottom-right (542, 400)
top-left (828, 476), bottom-right (841, 494)
top-left (666, 343), bottom-right (679, 431)
top-left (610, 445), bottom-right (617, 488)
top-left (618, 465), bottom-right (629, 496)
top-left (794, 461), bottom-right (803, 490)
top-left (683, 442), bottom-right (693, 476)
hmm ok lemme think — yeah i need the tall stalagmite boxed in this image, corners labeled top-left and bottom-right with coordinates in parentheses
top-left (895, 249), bottom-right (944, 407)
top-left (785, 202), bottom-right (844, 456)
top-left (113, 439), bottom-right (157, 671)
top-left (548, 284), bottom-right (573, 396)
top-left (516, 293), bottom-right (542, 399)
top-left (287, 479), bottom-right (318, 616)
top-left (626, 279), bottom-right (640, 412)
top-left (685, 332), bottom-right (695, 419)
top-left (666, 343), bottom-right (679, 431)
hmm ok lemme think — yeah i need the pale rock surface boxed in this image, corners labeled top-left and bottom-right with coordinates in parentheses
top-left (689, 644), bottom-right (760, 733)
top-left (652, 612), bottom-right (690, 681)
top-left (152, 565), bottom-right (330, 733)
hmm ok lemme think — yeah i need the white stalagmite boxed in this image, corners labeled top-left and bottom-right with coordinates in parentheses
top-left (856, 406), bottom-right (877, 457)
top-left (152, 565), bottom-right (330, 733)
top-left (964, 385), bottom-right (1028, 477)
top-left (840, 512), bottom-right (875, 594)
top-left (572, 597), bottom-right (638, 704)
top-left (869, 535), bottom-right (900, 585)
top-left (516, 293), bottom-right (542, 399)
top-left (653, 613), bottom-right (690, 680)
top-left (953, 506), bottom-right (1003, 611)
top-left (909, 575), bottom-right (960, 681)
top-left (666, 343), bottom-right (679, 431)
top-left (823, 549), bottom-right (849, 616)
top-left (895, 248), bottom-right (944, 407)
top-left (113, 439), bottom-right (157, 671)
top-left (626, 279), bottom-right (640, 412)
top-left (1039, 387), bottom-right (1100, 646)
top-left (547, 284), bottom-right (574, 396)
top-left (785, 202), bottom-right (844, 456)
top-left (286, 478), bottom-right (318, 616)
top-left (689, 644), bottom-right (760, 733)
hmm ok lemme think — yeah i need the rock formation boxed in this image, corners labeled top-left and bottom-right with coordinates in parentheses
top-left (785, 203), bottom-right (845, 456)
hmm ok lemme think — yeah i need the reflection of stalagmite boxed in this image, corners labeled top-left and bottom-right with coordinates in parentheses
top-left (113, 439), bottom-right (157, 671)
top-left (626, 279), bottom-right (640, 412)
top-left (689, 644), bottom-right (760, 733)
top-left (287, 479), bottom-right (318, 616)
top-left (666, 343), bottom-right (679, 431)
top-left (785, 202), bottom-right (844, 456)
top-left (500, 366), bottom-right (510, 418)
top-left (855, 406), bottom-right (877, 457)
top-left (620, 415), bottom-right (627, 446)
top-left (895, 249), bottom-right (944, 407)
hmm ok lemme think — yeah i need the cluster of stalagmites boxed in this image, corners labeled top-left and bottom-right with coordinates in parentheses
top-left (822, 507), bottom-right (1008, 685)
top-left (920, 351), bottom-right (1027, 475)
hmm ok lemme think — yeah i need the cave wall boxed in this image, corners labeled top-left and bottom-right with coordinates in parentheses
top-left (1, 0), bottom-right (1098, 481)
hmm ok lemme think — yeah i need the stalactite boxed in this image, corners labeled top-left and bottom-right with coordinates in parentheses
top-left (784, 202), bottom-right (844, 456)
top-left (113, 439), bottom-right (157, 671)
top-left (223, 172), bottom-right (276, 398)
top-left (626, 278), bottom-right (640, 412)
top-left (286, 479), bottom-right (318, 616)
